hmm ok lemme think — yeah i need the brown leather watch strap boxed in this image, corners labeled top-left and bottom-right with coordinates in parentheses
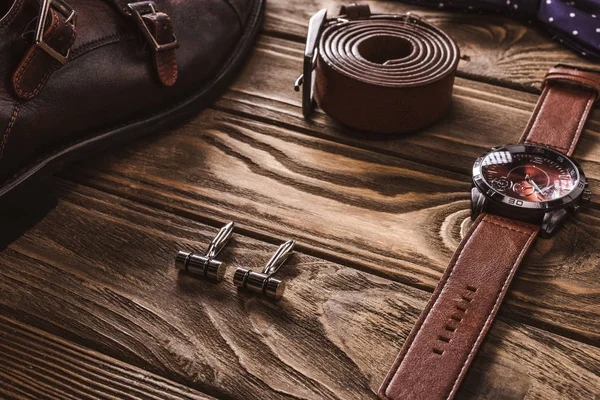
top-left (311, 4), bottom-right (459, 134)
top-left (520, 66), bottom-right (600, 156)
top-left (379, 213), bottom-right (538, 400)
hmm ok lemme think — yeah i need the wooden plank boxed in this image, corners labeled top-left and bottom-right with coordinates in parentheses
top-left (60, 102), bottom-right (600, 345)
top-left (0, 315), bottom-right (213, 400)
top-left (1, 182), bottom-right (599, 399)
top-left (264, 0), bottom-right (598, 88)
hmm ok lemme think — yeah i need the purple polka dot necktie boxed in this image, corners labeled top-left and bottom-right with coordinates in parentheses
top-left (396, 0), bottom-right (600, 59)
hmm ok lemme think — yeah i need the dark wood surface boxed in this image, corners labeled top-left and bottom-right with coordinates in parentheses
top-left (2, 0), bottom-right (599, 399)
top-left (0, 314), bottom-right (214, 400)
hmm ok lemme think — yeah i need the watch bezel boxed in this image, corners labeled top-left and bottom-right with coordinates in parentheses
top-left (472, 144), bottom-right (586, 211)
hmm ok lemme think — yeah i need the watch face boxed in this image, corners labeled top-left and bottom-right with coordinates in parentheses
top-left (473, 144), bottom-right (586, 210)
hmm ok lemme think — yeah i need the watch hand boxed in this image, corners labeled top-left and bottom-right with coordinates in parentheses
top-left (525, 175), bottom-right (546, 196)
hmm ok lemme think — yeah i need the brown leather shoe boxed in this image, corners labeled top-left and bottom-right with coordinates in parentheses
top-left (0, 0), bottom-right (264, 199)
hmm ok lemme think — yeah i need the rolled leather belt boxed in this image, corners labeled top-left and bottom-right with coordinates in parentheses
top-left (295, 3), bottom-right (460, 134)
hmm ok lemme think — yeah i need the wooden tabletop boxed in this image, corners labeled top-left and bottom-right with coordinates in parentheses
top-left (1, 1), bottom-right (599, 399)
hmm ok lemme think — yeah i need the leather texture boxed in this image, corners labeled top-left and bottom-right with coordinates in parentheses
top-left (12, 7), bottom-right (76, 100)
top-left (379, 213), bottom-right (539, 400)
top-left (520, 66), bottom-right (600, 156)
top-left (314, 4), bottom-right (459, 134)
top-left (380, 65), bottom-right (600, 400)
top-left (108, 0), bottom-right (179, 86)
top-left (0, 0), bottom-right (259, 187)
top-left (143, 10), bottom-right (178, 86)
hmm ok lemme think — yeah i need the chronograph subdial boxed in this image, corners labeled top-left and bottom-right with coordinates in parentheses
top-left (512, 181), bottom-right (534, 197)
top-left (490, 177), bottom-right (511, 192)
top-left (507, 165), bottom-right (550, 200)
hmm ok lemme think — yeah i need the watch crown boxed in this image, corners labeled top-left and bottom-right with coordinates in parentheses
top-left (582, 188), bottom-right (592, 203)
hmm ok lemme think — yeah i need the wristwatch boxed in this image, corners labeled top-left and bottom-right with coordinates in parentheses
top-left (379, 65), bottom-right (600, 400)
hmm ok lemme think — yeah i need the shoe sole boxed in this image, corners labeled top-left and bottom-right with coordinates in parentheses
top-left (0, 0), bottom-right (265, 202)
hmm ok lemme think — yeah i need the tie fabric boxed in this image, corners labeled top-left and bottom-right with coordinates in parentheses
top-left (395, 0), bottom-right (600, 59)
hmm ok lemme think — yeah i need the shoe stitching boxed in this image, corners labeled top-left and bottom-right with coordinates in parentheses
top-left (0, 0), bottom-right (23, 30)
top-left (13, 9), bottom-right (77, 100)
top-left (0, 104), bottom-right (20, 164)
top-left (0, 0), bottom-right (264, 191)
top-left (71, 32), bottom-right (137, 58)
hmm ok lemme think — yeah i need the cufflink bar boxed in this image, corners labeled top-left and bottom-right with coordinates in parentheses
top-left (175, 252), bottom-right (225, 281)
top-left (233, 239), bottom-right (295, 300)
top-left (175, 221), bottom-right (234, 282)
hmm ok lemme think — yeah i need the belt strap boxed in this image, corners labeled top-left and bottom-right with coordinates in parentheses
top-left (12, 0), bottom-right (77, 100)
top-left (296, 3), bottom-right (460, 134)
top-left (379, 214), bottom-right (539, 400)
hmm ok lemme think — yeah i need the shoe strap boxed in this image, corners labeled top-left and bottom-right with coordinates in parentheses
top-left (106, 0), bottom-right (179, 86)
top-left (12, 0), bottom-right (77, 100)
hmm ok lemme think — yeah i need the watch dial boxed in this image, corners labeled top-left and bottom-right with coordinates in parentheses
top-left (481, 150), bottom-right (577, 202)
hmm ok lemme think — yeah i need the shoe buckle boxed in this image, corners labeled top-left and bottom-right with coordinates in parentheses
top-left (34, 0), bottom-right (77, 65)
top-left (128, 1), bottom-right (179, 52)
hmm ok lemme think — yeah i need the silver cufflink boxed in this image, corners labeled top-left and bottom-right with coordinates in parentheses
top-left (175, 221), bottom-right (234, 282)
top-left (233, 239), bottom-right (295, 300)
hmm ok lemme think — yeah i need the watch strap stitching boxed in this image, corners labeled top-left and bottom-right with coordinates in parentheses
top-left (379, 214), bottom-right (538, 400)
top-left (521, 70), bottom-right (598, 156)
top-left (447, 216), bottom-right (538, 399)
top-left (483, 216), bottom-right (535, 235)
top-left (521, 85), bottom-right (551, 146)
top-left (567, 93), bottom-right (595, 155)
top-left (484, 214), bottom-right (538, 230)
top-left (378, 215), bottom-right (486, 400)
top-left (524, 139), bottom-right (568, 151)
top-left (380, 214), bottom-right (488, 399)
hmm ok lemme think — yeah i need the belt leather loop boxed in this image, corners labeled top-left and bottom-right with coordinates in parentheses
top-left (339, 3), bottom-right (371, 19)
top-left (298, 3), bottom-right (460, 134)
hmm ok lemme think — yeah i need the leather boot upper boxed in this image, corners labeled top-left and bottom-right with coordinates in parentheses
top-left (0, 0), bottom-right (256, 184)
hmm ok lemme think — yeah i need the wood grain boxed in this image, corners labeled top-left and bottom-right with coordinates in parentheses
top-left (1, 182), bottom-right (599, 399)
top-left (265, 0), bottom-right (598, 89)
top-left (61, 100), bottom-right (600, 345)
top-left (0, 314), bottom-right (213, 400)
top-left (3, 1), bottom-right (600, 398)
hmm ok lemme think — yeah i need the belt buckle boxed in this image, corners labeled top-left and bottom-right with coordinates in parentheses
top-left (128, 1), bottom-right (179, 52)
top-left (293, 8), bottom-right (328, 119)
top-left (34, 0), bottom-right (77, 65)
